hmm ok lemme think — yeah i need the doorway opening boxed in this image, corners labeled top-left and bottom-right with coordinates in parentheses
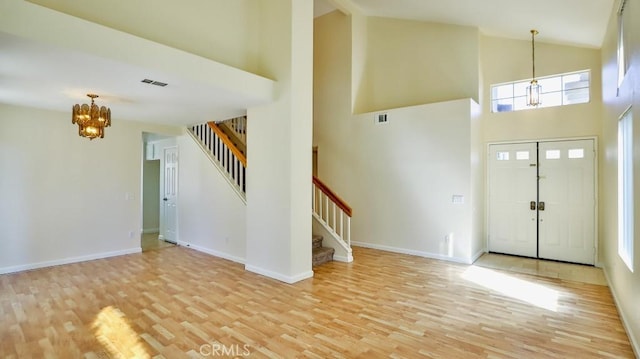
top-left (142, 132), bottom-right (178, 251)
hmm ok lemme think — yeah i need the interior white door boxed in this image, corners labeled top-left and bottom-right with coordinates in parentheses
top-left (538, 140), bottom-right (595, 264)
top-left (488, 143), bottom-right (538, 257)
top-left (163, 147), bottom-right (178, 243)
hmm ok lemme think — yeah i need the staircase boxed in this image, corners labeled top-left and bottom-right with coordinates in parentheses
top-left (312, 234), bottom-right (334, 266)
top-left (188, 116), bottom-right (352, 265)
top-left (218, 116), bottom-right (247, 156)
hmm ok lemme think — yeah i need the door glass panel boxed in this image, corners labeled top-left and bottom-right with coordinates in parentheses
top-left (497, 151), bottom-right (510, 160)
top-left (545, 150), bottom-right (561, 159)
top-left (568, 148), bottom-right (585, 159)
top-left (516, 151), bottom-right (530, 160)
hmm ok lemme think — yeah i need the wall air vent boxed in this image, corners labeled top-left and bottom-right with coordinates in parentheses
top-left (141, 79), bottom-right (168, 87)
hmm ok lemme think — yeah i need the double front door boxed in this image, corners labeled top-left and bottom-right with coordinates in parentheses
top-left (488, 139), bottom-right (595, 265)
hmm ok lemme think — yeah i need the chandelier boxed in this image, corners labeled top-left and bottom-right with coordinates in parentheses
top-left (72, 94), bottom-right (111, 140)
top-left (526, 29), bottom-right (541, 107)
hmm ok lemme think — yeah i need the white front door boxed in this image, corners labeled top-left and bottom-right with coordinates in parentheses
top-left (488, 143), bottom-right (538, 257)
top-left (538, 140), bottom-right (595, 264)
top-left (163, 147), bottom-right (178, 243)
top-left (488, 139), bottom-right (596, 265)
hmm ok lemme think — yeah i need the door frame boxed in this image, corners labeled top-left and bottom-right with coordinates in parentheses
top-left (160, 145), bottom-right (179, 244)
top-left (485, 136), bottom-right (599, 266)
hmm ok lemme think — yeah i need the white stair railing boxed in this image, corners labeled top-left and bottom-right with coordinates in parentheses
top-left (189, 122), bottom-right (246, 197)
top-left (220, 116), bottom-right (247, 144)
top-left (312, 176), bottom-right (351, 250)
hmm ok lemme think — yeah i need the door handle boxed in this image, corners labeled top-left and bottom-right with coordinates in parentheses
top-left (538, 201), bottom-right (545, 211)
top-left (163, 198), bottom-right (168, 201)
top-left (530, 201), bottom-right (536, 210)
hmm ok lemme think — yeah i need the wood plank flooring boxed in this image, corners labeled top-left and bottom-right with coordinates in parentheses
top-left (0, 246), bottom-right (634, 358)
top-left (141, 233), bottom-right (175, 252)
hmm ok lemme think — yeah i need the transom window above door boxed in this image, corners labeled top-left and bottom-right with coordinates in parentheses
top-left (491, 70), bottom-right (590, 113)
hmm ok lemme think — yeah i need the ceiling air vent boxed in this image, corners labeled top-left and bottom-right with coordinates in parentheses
top-left (141, 79), bottom-right (168, 87)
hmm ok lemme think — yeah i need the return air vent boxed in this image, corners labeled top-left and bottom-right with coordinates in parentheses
top-left (141, 78), bottom-right (168, 87)
top-left (376, 113), bottom-right (388, 124)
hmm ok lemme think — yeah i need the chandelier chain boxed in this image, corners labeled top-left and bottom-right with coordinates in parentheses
top-left (531, 29), bottom-right (538, 80)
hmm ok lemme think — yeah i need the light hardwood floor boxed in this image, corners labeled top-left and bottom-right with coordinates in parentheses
top-left (141, 233), bottom-right (175, 252)
top-left (0, 246), bottom-right (634, 358)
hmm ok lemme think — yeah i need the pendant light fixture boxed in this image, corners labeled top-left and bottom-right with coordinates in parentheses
top-left (72, 94), bottom-right (111, 140)
top-left (527, 29), bottom-right (541, 107)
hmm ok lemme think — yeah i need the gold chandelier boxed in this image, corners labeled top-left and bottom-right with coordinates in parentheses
top-left (72, 94), bottom-right (111, 140)
top-left (527, 29), bottom-right (541, 107)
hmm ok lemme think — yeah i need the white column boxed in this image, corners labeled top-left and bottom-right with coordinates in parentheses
top-left (245, 0), bottom-right (314, 283)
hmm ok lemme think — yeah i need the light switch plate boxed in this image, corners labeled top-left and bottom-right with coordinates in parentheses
top-left (452, 195), bottom-right (464, 204)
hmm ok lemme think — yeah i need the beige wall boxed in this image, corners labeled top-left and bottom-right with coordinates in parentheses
top-left (26, 0), bottom-right (260, 73)
top-left (314, 12), bottom-right (482, 263)
top-left (313, 10), bottom-right (352, 189)
top-left (348, 100), bottom-right (480, 263)
top-left (142, 159), bottom-right (160, 232)
top-left (600, 0), bottom-right (640, 354)
top-left (355, 17), bottom-right (480, 114)
top-left (177, 133), bottom-right (247, 263)
top-left (0, 103), bottom-right (181, 273)
top-left (481, 35), bottom-right (602, 143)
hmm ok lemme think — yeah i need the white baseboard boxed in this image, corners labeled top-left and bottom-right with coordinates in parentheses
top-left (333, 254), bottom-right (353, 263)
top-left (245, 264), bottom-right (314, 284)
top-left (603, 266), bottom-right (640, 358)
top-left (0, 248), bottom-right (142, 275)
top-left (351, 241), bottom-right (472, 264)
top-left (142, 228), bottom-right (159, 234)
top-left (177, 241), bottom-right (245, 264)
top-left (471, 248), bottom-right (486, 263)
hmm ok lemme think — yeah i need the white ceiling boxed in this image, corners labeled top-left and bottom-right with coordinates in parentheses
top-left (0, 0), bottom-right (616, 128)
top-left (345, 0), bottom-right (615, 48)
top-left (0, 31), bottom-right (264, 126)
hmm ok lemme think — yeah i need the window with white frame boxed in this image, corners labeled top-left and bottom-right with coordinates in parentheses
top-left (491, 71), bottom-right (590, 113)
top-left (618, 107), bottom-right (634, 272)
top-left (618, 0), bottom-right (629, 89)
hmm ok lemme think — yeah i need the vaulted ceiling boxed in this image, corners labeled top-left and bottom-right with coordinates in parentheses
top-left (343, 0), bottom-right (615, 48)
top-left (0, 0), bottom-right (616, 126)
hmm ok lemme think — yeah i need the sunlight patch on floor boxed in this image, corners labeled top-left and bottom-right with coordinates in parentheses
top-left (462, 266), bottom-right (560, 312)
top-left (92, 306), bottom-right (150, 358)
